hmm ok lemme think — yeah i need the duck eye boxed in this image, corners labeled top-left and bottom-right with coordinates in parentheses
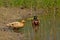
top-left (12, 24), bottom-right (14, 25)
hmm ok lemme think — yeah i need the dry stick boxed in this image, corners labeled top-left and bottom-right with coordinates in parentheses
top-left (49, 14), bottom-right (53, 40)
top-left (43, 15), bottom-right (46, 40)
top-left (40, 20), bottom-right (42, 40)
top-left (38, 19), bottom-right (41, 40)
top-left (53, 7), bottom-right (56, 40)
top-left (43, 17), bottom-right (44, 40)
top-left (26, 22), bottom-right (31, 40)
top-left (31, 27), bottom-right (34, 40)
top-left (50, 28), bottom-right (53, 40)
top-left (42, 12), bottom-right (46, 40)
top-left (40, 11), bottom-right (43, 40)
top-left (28, 27), bottom-right (31, 40)
top-left (40, 5), bottom-right (44, 40)
top-left (53, 0), bottom-right (57, 40)
top-left (40, 14), bottom-right (43, 40)
top-left (47, 2), bottom-right (53, 40)
top-left (50, 10), bottom-right (56, 40)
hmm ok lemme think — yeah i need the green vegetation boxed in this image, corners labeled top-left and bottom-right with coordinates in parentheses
top-left (0, 0), bottom-right (59, 8)
top-left (20, 13), bottom-right (60, 40)
top-left (0, 0), bottom-right (60, 40)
